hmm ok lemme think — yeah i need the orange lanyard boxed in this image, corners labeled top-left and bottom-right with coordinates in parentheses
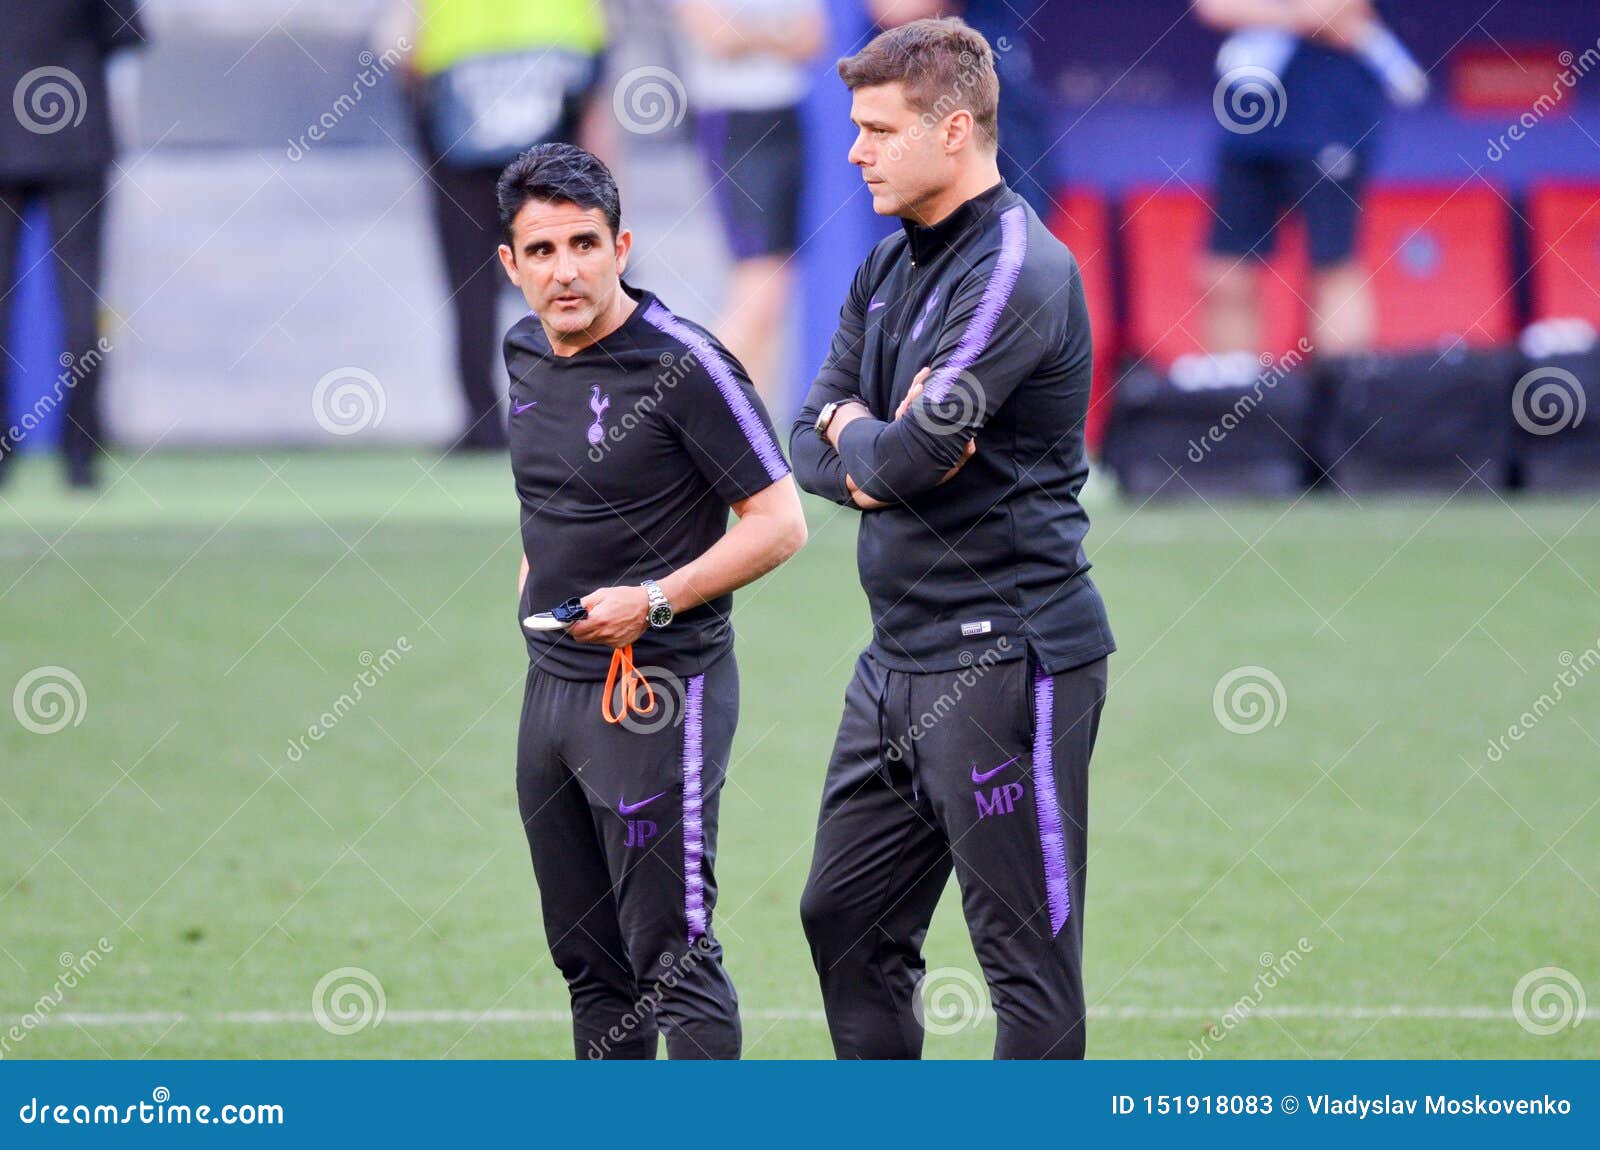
top-left (602, 644), bottom-right (657, 724)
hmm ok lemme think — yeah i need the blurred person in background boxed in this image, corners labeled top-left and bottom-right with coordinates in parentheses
top-left (0, 0), bottom-right (145, 490)
top-left (1195, 0), bottom-right (1427, 356)
top-left (389, 0), bottom-right (610, 453)
top-left (674, 0), bottom-right (826, 413)
top-left (867, 0), bottom-right (1056, 216)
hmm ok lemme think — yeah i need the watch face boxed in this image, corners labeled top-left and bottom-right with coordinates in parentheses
top-left (649, 604), bottom-right (673, 628)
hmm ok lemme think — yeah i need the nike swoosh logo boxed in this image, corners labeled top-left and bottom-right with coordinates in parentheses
top-left (513, 400), bottom-right (538, 414)
top-left (618, 790), bottom-right (666, 816)
top-left (971, 757), bottom-right (1017, 785)
top-left (868, 297), bottom-right (888, 312)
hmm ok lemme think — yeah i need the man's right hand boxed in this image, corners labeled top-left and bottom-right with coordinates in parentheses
top-left (894, 365), bottom-right (977, 486)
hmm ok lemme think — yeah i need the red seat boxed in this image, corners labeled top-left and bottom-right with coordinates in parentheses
top-left (1528, 183), bottom-right (1600, 326)
top-left (1046, 188), bottom-right (1117, 452)
top-left (1121, 185), bottom-right (1310, 369)
top-left (1357, 184), bottom-right (1514, 350)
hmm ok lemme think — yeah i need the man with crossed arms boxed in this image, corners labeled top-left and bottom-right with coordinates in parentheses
top-left (790, 17), bottom-right (1115, 1059)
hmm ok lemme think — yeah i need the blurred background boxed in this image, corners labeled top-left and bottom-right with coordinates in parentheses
top-left (2, 1), bottom-right (1596, 1061)
top-left (3, 0), bottom-right (1597, 483)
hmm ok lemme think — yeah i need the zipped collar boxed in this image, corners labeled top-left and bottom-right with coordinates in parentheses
top-left (901, 180), bottom-right (1011, 265)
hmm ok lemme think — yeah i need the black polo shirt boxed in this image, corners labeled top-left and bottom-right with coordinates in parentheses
top-left (506, 286), bottom-right (790, 680)
top-left (789, 181), bottom-right (1115, 675)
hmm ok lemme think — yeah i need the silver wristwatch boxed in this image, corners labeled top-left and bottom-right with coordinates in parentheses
top-left (815, 400), bottom-right (843, 440)
top-left (641, 579), bottom-right (673, 629)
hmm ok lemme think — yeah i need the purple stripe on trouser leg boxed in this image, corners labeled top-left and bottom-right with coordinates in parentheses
top-left (682, 674), bottom-right (707, 944)
top-left (1032, 666), bottom-right (1071, 936)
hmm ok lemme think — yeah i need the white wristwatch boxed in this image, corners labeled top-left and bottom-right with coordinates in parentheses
top-left (641, 579), bottom-right (673, 629)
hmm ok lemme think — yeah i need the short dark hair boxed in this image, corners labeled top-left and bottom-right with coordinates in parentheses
top-left (837, 17), bottom-right (999, 149)
top-left (496, 142), bottom-right (622, 245)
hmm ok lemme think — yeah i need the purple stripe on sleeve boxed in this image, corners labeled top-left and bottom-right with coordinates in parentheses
top-left (924, 205), bottom-right (1029, 404)
top-left (1032, 665), bottom-right (1071, 937)
top-left (642, 300), bottom-right (790, 482)
top-left (682, 673), bottom-right (707, 945)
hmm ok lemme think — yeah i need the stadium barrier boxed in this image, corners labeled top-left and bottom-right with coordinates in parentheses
top-left (1087, 181), bottom-right (1600, 496)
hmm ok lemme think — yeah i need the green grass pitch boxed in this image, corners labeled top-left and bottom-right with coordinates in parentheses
top-left (1, 451), bottom-right (1596, 1059)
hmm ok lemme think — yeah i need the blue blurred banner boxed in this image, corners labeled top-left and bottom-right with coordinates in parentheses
top-left (5, 202), bottom-right (65, 454)
top-left (1, 1059), bottom-right (1593, 1143)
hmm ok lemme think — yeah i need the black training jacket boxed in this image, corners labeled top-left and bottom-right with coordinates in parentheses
top-left (790, 180), bottom-right (1114, 675)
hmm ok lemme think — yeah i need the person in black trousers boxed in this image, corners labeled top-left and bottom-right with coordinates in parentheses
top-left (0, 0), bottom-right (144, 489)
top-left (394, 0), bottom-right (608, 454)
